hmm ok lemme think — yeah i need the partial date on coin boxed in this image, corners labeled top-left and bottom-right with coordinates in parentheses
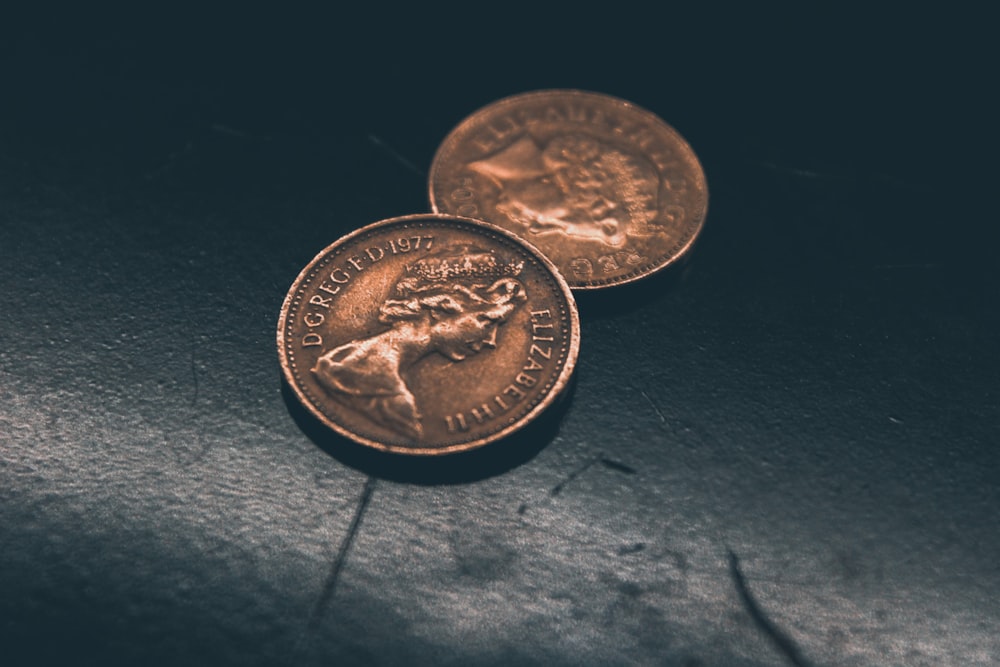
top-left (277, 214), bottom-right (580, 455)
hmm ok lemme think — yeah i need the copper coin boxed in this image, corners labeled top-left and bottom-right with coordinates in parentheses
top-left (277, 214), bottom-right (580, 455)
top-left (429, 90), bottom-right (708, 289)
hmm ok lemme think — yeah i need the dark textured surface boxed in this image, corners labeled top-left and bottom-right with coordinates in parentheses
top-left (1, 8), bottom-right (997, 666)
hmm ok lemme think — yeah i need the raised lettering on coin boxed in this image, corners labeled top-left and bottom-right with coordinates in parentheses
top-left (277, 214), bottom-right (579, 455)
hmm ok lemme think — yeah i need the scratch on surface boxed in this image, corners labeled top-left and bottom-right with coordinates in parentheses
top-left (728, 550), bottom-right (812, 667)
top-left (640, 390), bottom-right (667, 425)
top-left (617, 543), bottom-right (645, 555)
top-left (368, 134), bottom-right (425, 177)
top-left (888, 416), bottom-right (903, 424)
top-left (293, 477), bottom-right (377, 657)
top-left (599, 457), bottom-right (636, 475)
top-left (754, 160), bottom-right (826, 180)
top-left (549, 452), bottom-right (635, 498)
top-left (550, 456), bottom-right (600, 496)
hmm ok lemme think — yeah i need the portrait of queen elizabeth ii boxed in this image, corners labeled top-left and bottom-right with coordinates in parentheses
top-left (468, 133), bottom-right (661, 247)
top-left (311, 244), bottom-right (528, 439)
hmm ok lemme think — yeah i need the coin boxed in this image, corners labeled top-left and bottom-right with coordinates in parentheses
top-left (429, 90), bottom-right (708, 289)
top-left (277, 214), bottom-right (580, 455)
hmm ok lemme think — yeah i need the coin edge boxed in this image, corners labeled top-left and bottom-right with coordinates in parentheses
top-left (427, 89), bottom-right (709, 290)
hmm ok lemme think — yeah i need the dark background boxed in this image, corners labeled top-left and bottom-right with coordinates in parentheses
top-left (1, 6), bottom-right (997, 666)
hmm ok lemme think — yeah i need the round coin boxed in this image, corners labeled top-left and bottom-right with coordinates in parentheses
top-left (429, 90), bottom-right (708, 289)
top-left (277, 214), bottom-right (580, 455)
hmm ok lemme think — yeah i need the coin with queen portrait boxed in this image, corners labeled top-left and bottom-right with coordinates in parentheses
top-left (277, 215), bottom-right (579, 454)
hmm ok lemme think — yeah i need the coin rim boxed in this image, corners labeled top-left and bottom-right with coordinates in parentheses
top-left (277, 213), bottom-right (581, 455)
top-left (428, 88), bottom-right (709, 290)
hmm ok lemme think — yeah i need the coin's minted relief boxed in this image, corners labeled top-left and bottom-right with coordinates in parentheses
top-left (429, 90), bottom-right (708, 289)
top-left (278, 215), bottom-right (579, 454)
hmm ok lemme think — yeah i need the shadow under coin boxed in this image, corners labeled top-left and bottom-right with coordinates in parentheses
top-left (280, 376), bottom-right (576, 485)
top-left (573, 254), bottom-right (697, 320)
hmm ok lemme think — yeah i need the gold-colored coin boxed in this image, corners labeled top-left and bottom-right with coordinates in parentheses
top-left (429, 90), bottom-right (708, 289)
top-left (277, 214), bottom-right (580, 455)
